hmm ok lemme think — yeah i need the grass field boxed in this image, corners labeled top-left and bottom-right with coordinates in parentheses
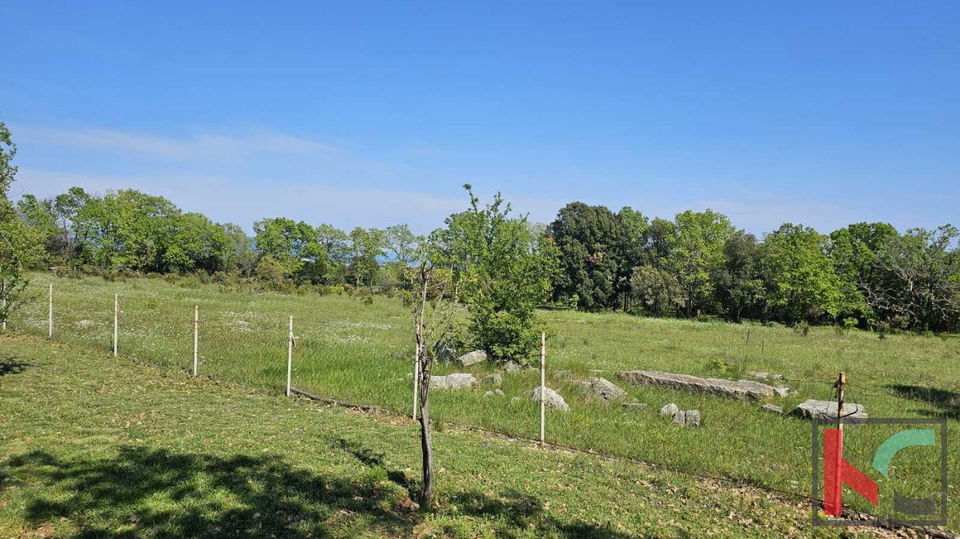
top-left (4, 273), bottom-right (960, 530)
top-left (0, 333), bottom-right (923, 538)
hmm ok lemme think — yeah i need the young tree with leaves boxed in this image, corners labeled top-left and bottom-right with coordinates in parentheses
top-left (435, 185), bottom-right (554, 362)
top-left (0, 120), bottom-right (30, 327)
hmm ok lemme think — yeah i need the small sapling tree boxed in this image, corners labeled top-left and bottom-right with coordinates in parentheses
top-left (409, 238), bottom-right (461, 509)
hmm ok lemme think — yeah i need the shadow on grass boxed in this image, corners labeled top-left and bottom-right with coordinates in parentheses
top-left (0, 357), bottom-right (31, 377)
top-left (5, 446), bottom-right (653, 539)
top-left (888, 384), bottom-right (960, 419)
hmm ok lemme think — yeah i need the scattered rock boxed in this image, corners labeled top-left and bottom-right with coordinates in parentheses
top-left (749, 371), bottom-right (784, 381)
top-left (552, 370), bottom-right (572, 378)
top-left (770, 373), bottom-right (784, 380)
top-left (457, 350), bottom-right (487, 367)
top-left (529, 386), bottom-right (570, 412)
top-left (74, 320), bottom-right (96, 329)
top-left (617, 370), bottom-right (776, 400)
top-left (622, 402), bottom-right (647, 409)
top-left (761, 404), bottom-right (784, 414)
top-left (659, 403), bottom-right (680, 417)
top-left (430, 373), bottom-right (477, 390)
top-left (435, 341), bottom-right (459, 363)
top-left (575, 377), bottom-right (627, 401)
top-left (685, 409), bottom-right (701, 426)
top-left (510, 397), bottom-right (521, 404)
top-left (790, 400), bottom-right (867, 420)
top-left (502, 360), bottom-right (525, 373)
top-left (481, 373), bottom-right (503, 387)
top-left (774, 386), bottom-right (791, 397)
top-left (483, 389), bottom-right (505, 398)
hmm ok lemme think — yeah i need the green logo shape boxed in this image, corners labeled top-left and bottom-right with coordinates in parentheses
top-left (872, 429), bottom-right (935, 477)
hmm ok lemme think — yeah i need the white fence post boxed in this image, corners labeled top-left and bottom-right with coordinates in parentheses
top-left (286, 315), bottom-right (294, 397)
top-left (113, 294), bottom-right (119, 357)
top-left (48, 284), bottom-right (53, 339)
top-left (192, 305), bottom-right (199, 376)
top-left (540, 331), bottom-right (546, 446)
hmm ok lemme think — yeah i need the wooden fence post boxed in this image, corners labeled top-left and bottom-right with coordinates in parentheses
top-left (540, 331), bottom-right (546, 446)
top-left (113, 294), bottom-right (119, 357)
top-left (1, 282), bottom-right (6, 332)
top-left (412, 340), bottom-right (420, 418)
top-left (286, 315), bottom-right (294, 397)
top-left (48, 284), bottom-right (53, 339)
top-left (192, 305), bottom-right (199, 376)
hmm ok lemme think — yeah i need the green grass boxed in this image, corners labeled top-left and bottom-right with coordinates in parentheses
top-left (4, 273), bottom-right (959, 530)
top-left (0, 333), bottom-right (905, 538)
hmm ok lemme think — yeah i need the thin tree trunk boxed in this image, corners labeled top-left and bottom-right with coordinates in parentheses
top-left (418, 392), bottom-right (434, 507)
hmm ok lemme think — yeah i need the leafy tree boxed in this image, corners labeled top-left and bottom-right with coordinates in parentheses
top-left (73, 190), bottom-right (181, 272)
top-left (712, 231), bottom-right (765, 322)
top-left (253, 218), bottom-right (327, 283)
top-left (666, 210), bottom-right (734, 317)
top-left (629, 265), bottom-right (681, 316)
top-left (0, 121), bottom-right (31, 326)
top-left (760, 224), bottom-right (842, 324)
top-left (220, 223), bottom-right (256, 275)
top-left (347, 227), bottom-right (384, 287)
top-left (861, 225), bottom-right (960, 332)
top-left (549, 202), bottom-right (629, 311)
top-left (15, 194), bottom-right (60, 266)
top-left (435, 185), bottom-right (554, 362)
top-left (827, 222), bottom-right (899, 326)
top-left (165, 213), bottom-right (232, 274)
top-left (316, 223), bottom-right (350, 284)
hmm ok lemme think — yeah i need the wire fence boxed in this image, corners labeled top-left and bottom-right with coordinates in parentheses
top-left (3, 276), bottom-right (958, 529)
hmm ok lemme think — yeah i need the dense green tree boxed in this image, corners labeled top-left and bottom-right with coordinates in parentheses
top-left (220, 223), bottom-right (256, 275)
top-left (862, 225), bottom-right (960, 332)
top-left (434, 185), bottom-right (554, 362)
top-left (0, 120), bottom-right (31, 326)
top-left (253, 218), bottom-right (328, 283)
top-left (72, 190), bottom-right (181, 272)
top-left (827, 222), bottom-right (899, 325)
top-left (629, 265), bottom-right (681, 316)
top-left (667, 210), bottom-right (735, 317)
top-left (549, 202), bottom-right (629, 311)
top-left (164, 213), bottom-right (232, 274)
top-left (712, 231), bottom-right (765, 322)
top-left (760, 224), bottom-right (842, 324)
top-left (316, 223), bottom-right (350, 284)
top-left (347, 227), bottom-right (384, 287)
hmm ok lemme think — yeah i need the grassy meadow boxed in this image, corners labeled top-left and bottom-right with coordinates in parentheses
top-left (5, 272), bottom-right (960, 529)
top-left (1, 332), bottom-right (908, 538)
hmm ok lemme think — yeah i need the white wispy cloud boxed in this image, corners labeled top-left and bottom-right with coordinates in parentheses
top-left (13, 125), bottom-right (335, 160)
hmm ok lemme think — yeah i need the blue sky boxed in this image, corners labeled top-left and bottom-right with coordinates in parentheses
top-left (3, 1), bottom-right (958, 234)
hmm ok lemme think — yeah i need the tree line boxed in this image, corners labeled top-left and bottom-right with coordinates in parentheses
top-left (1, 121), bottom-right (958, 343)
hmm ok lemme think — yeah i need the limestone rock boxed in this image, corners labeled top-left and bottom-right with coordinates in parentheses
top-left (576, 377), bottom-right (627, 401)
top-left (790, 400), bottom-right (867, 420)
top-left (659, 403), bottom-right (680, 417)
top-left (529, 386), bottom-right (570, 412)
top-left (617, 370), bottom-right (776, 400)
top-left (457, 350), bottom-right (487, 367)
top-left (430, 373), bottom-right (477, 390)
